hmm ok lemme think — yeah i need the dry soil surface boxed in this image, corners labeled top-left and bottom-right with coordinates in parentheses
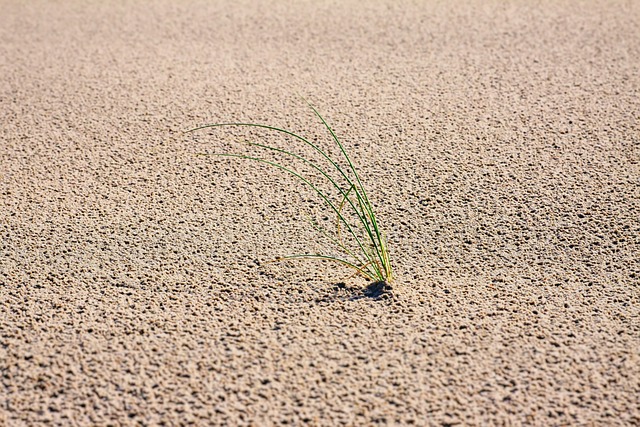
top-left (1, 0), bottom-right (639, 425)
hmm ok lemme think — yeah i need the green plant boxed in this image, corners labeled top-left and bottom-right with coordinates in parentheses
top-left (188, 102), bottom-right (393, 284)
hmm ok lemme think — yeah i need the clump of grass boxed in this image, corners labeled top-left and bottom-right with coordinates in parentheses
top-left (188, 101), bottom-right (393, 285)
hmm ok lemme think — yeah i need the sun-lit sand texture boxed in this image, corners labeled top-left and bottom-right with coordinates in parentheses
top-left (1, 0), bottom-right (639, 425)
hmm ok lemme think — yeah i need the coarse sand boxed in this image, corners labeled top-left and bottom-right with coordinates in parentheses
top-left (1, 0), bottom-right (639, 425)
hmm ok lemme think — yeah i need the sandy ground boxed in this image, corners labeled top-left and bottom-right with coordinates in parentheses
top-left (1, 0), bottom-right (639, 425)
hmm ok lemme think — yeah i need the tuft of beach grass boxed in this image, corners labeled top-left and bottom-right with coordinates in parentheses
top-left (188, 101), bottom-right (393, 285)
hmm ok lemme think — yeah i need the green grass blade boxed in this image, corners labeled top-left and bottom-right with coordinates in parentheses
top-left (198, 152), bottom-right (376, 272)
top-left (301, 210), bottom-right (372, 277)
top-left (190, 122), bottom-right (381, 246)
top-left (192, 123), bottom-right (386, 278)
top-left (189, 104), bottom-right (393, 284)
top-left (188, 123), bottom-right (358, 190)
top-left (190, 123), bottom-right (377, 243)
top-left (275, 254), bottom-right (377, 281)
top-left (302, 102), bottom-right (389, 274)
top-left (244, 139), bottom-right (381, 264)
